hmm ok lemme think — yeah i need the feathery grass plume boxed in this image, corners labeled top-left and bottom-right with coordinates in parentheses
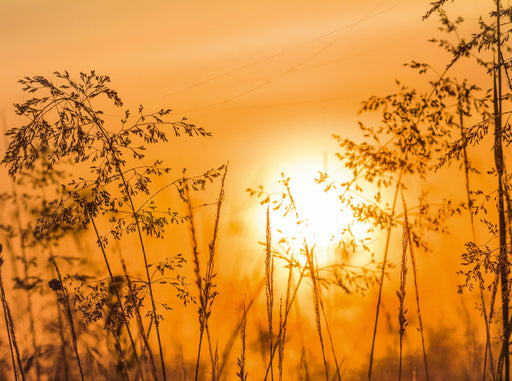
top-left (211, 343), bottom-right (219, 381)
top-left (298, 345), bottom-right (310, 381)
top-left (186, 163), bottom-right (227, 381)
top-left (294, 200), bottom-right (342, 380)
top-left (363, 73), bottom-right (457, 377)
top-left (265, 205), bottom-right (275, 381)
top-left (427, 14), bottom-right (495, 378)
top-left (277, 249), bottom-right (295, 381)
top-left (186, 179), bottom-right (207, 381)
top-left (402, 195), bottom-right (430, 381)
top-left (236, 298), bottom-right (248, 381)
top-left (0, 245), bottom-right (25, 381)
top-left (398, 193), bottom-right (409, 381)
top-left (311, 81), bottom-right (453, 379)
top-left (2, 71), bottom-right (219, 381)
top-left (204, 163), bottom-right (228, 367)
top-left (249, 171), bottom-right (384, 378)
top-left (305, 244), bottom-right (329, 381)
top-left (280, 181), bottom-right (328, 377)
top-left (253, 175), bottom-right (351, 381)
top-left (278, 298), bottom-right (284, 381)
top-left (424, 2), bottom-right (512, 379)
top-left (218, 277), bottom-right (264, 380)
top-left (49, 255), bottom-right (85, 381)
top-left (306, 25), bottom-right (459, 379)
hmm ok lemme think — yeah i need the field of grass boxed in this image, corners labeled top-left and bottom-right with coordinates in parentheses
top-left (1, 2), bottom-right (512, 381)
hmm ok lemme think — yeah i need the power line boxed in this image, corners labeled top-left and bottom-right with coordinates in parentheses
top-left (168, 2), bottom-right (400, 113)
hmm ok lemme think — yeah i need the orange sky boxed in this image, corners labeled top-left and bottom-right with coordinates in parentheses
top-left (0, 0), bottom-right (493, 299)
top-left (0, 0), bottom-right (501, 376)
top-left (0, 0), bottom-right (490, 215)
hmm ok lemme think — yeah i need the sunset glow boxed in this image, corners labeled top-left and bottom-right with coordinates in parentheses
top-left (263, 161), bottom-right (369, 267)
top-left (0, 1), bottom-right (507, 380)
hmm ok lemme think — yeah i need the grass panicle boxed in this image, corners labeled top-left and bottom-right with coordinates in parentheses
top-left (236, 298), bottom-right (248, 381)
top-left (188, 164), bottom-right (227, 381)
top-left (398, 194), bottom-right (409, 381)
top-left (264, 205), bottom-right (275, 381)
top-left (278, 298), bottom-right (284, 381)
top-left (3, 12), bottom-right (512, 376)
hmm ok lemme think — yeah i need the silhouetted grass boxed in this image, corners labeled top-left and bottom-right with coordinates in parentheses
top-left (2, 6), bottom-right (512, 375)
top-left (0, 246), bottom-right (25, 381)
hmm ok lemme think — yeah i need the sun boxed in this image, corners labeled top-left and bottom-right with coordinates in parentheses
top-left (264, 160), bottom-right (367, 266)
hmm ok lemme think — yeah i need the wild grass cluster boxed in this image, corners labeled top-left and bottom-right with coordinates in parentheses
top-left (1, 1), bottom-right (512, 380)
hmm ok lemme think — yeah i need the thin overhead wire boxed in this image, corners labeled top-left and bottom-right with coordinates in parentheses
top-left (170, 1), bottom-right (400, 113)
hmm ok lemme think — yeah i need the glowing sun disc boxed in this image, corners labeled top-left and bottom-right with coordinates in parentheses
top-left (264, 160), bottom-right (366, 266)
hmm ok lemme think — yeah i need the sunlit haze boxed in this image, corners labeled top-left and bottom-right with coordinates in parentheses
top-left (0, 1), bottom-right (504, 380)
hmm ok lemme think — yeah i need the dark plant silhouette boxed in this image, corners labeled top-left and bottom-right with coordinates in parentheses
top-left (248, 174), bottom-right (383, 381)
top-left (423, 2), bottom-right (512, 379)
top-left (2, 70), bottom-right (224, 380)
top-left (1, 2), bottom-right (511, 379)
top-left (315, 68), bottom-right (463, 379)
top-left (185, 163), bottom-right (227, 381)
top-left (0, 244), bottom-right (25, 381)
